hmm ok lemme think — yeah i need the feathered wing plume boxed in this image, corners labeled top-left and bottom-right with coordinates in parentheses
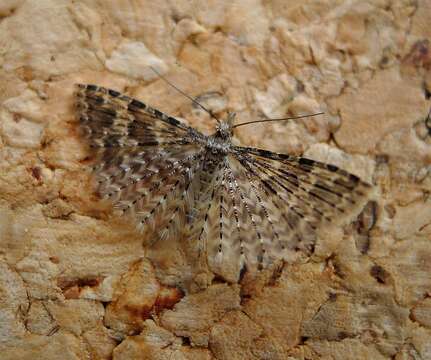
top-left (75, 84), bottom-right (205, 241)
top-left (205, 147), bottom-right (372, 274)
top-left (75, 84), bottom-right (373, 279)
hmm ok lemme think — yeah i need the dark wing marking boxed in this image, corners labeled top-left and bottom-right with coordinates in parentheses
top-left (75, 83), bottom-right (204, 150)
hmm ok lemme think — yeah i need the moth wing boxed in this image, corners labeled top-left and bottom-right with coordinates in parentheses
top-left (200, 145), bottom-right (373, 278)
top-left (75, 84), bottom-right (206, 242)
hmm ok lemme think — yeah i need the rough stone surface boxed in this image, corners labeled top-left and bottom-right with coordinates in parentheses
top-left (161, 284), bottom-right (241, 347)
top-left (113, 320), bottom-right (212, 360)
top-left (1, 1), bottom-right (430, 359)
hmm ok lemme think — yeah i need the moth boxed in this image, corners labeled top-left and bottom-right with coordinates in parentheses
top-left (75, 80), bottom-right (372, 277)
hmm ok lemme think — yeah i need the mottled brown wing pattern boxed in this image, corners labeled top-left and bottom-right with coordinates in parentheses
top-left (75, 84), bottom-right (206, 243)
top-left (195, 146), bottom-right (373, 274)
top-left (76, 84), bottom-right (193, 148)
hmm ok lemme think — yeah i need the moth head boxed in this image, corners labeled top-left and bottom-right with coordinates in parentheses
top-left (215, 112), bottom-right (236, 139)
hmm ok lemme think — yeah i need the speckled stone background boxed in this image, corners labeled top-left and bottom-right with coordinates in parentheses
top-left (0, 1), bottom-right (430, 359)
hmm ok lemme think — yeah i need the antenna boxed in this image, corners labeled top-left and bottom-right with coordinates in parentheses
top-left (231, 112), bottom-right (324, 129)
top-left (150, 66), bottom-right (220, 124)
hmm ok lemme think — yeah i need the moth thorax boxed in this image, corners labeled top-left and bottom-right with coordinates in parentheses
top-left (207, 136), bottom-right (230, 155)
